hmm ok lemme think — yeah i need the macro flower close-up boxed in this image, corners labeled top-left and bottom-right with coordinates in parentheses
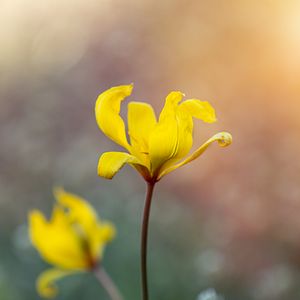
top-left (29, 188), bottom-right (116, 298)
top-left (95, 84), bottom-right (232, 182)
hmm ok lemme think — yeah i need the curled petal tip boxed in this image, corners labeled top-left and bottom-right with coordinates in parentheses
top-left (118, 83), bottom-right (133, 95)
top-left (158, 131), bottom-right (232, 179)
top-left (127, 83), bottom-right (134, 90)
top-left (214, 132), bottom-right (232, 147)
top-left (37, 269), bottom-right (74, 299)
top-left (166, 91), bottom-right (184, 104)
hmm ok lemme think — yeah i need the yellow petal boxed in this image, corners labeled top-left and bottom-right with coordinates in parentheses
top-left (98, 221), bottom-right (116, 242)
top-left (159, 91), bottom-right (183, 121)
top-left (128, 101), bottom-right (157, 163)
top-left (98, 151), bottom-right (142, 179)
top-left (148, 92), bottom-right (182, 173)
top-left (95, 84), bottom-right (132, 150)
top-left (54, 188), bottom-right (98, 234)
top-left (154, 96), bottom-right (218, 177)
top-left (29, 210), bottom-right (88, 270)
top-left (36, 268), bottom-right (77, 298)
top-left (54, 188), bottom-right (116, 262)
top-left (180, 99), bottom-right (217, 123)
top-left (158, 132), bottom-right (232, 179)
top-left (89, 221), bottom-right (116, 260)
top-left (54, 188), bottom-right (98, 245)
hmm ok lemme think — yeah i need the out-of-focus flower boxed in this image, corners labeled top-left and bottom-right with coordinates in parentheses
top-left (28, 188), bottom-right (115, 298)
top-left (95, 84), bottom-right (232, 182)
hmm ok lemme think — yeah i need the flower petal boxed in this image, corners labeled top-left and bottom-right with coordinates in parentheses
top-left (128, 101), bottom-right (157, 165)
top-left (158, 132), bottom-right (232, 179)
top-left (89, 221), bottom-right (116, 260)
top-left (180, 99), bottom-right (217, 123)
top-left (128, 101), bottom-right (157, 152)
top-left (148, 91), bottom-right (185, 174)
top-left (36, 268), bottom-right (78, 298)
top-left (29, 210), bottom-right (88, 270)
top-left (54, 188), bottom-right (116, 262)
top-left (98, 221), bottom-right (116, 242)
top-left (159, 91), bottom-right (183, 121)
top-left (98, 151), bottom-right (142, 179)
top-left (54, 188), bottom-right (98, 234)
top-left (95, 84), bottom-right (133, 149)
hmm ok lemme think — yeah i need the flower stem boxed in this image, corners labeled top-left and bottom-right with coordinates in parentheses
top-left (141, 181), bottom-right (156, 300)
top-left (94, 267), bottom-right (123, 300)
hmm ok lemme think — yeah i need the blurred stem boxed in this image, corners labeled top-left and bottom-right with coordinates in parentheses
top-left (94, 267), bottom-right (123, 300)
top-left (141, 181), bottom-right (156, 300)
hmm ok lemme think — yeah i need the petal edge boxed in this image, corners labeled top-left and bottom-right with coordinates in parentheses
top-left (158, 132), bottom-right (232, 179)
top-left (95, 85), bottom-right (133, 149)
top-left (98, 151), bottom-right (141, 179)
top-left (36, 268), bottom-right (77, 298)
top-left (180, 99), bottom-right (217, 123)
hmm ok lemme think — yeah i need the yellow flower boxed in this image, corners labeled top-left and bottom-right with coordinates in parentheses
top-left (28, 188), bottom-right (115, 298)
top-left (95, 84), bottom-right (232, 182)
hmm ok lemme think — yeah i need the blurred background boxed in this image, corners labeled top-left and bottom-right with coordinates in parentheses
top-left (1, 0), bottom-right (300, 299)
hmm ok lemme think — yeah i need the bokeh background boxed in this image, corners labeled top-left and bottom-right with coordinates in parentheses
top-left (1, 0), bottom-right (300, 299)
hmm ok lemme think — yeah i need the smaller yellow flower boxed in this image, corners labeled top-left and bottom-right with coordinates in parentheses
top-left (95, 84), bottom-right (232, 182)
top-left (29, 188), bottom-right (115, 298)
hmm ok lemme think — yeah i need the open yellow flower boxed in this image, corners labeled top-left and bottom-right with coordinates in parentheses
top-left (29, 188), bottom-right (115, 298)
top-left (95, 84), bottom-right (232, 182)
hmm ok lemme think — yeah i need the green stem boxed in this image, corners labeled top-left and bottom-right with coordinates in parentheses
top-left (141, 181), bottom-right (156, 300)
top-left (94, 267), bottom-right (123, 300)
